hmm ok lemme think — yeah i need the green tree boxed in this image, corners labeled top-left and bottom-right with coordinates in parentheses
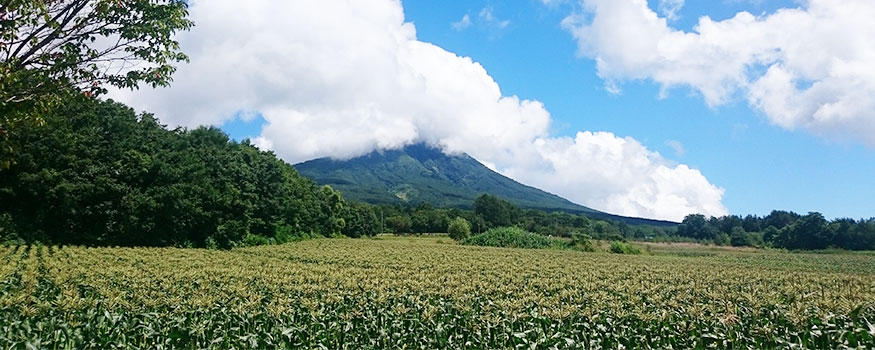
top-left (677, 214), bottom-right (717, 240)
top-left (473, 194), bottom-right (519, 228)
top-left (385, 215), bottom-right (411, 234)
top-left (0, 97), bottom-right (354, 247)
top-left (763, 210), bottom-right (800, 231)
top-left (341, 202), bottom-right (379, 238)
top-left (447, 217), bottom-right (470, 241)
top-left (1, 0), bottom-right (193, 168)
top-left (591, 220), bottom-right (623, 241)
top-left (570, 231), bottom-right (596, 252)
top-left (730, 226), bottom-right (750, 247)
top-left (742, 214), bottom-right (762, 232)
top-left (774, 212), bottom-right (829, 250)
top-left (713, 232), bottom-right (730, 246)
top-left (762, 225), bottom-right (780, 244)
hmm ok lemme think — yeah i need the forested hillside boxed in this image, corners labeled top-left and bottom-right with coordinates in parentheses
top-left (0, 96), bottom-right (375, 247)
top-left (295, 144), bottom-right (676, 226)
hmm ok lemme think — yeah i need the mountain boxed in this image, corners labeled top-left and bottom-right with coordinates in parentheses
top-left (294, 144), bottom-right (676, 226)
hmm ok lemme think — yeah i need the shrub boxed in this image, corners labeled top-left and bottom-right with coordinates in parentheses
top-left (610, 241), bottom-right (641, 255)
top-left (464, 227), bottom-right (565, 249)
top-left (242, 234), bottom-right (273, 247)
top-left (570, 232), bottom-right (596, 252)
top-left (447, 217), bottom-right (471, 241)
top-left (730, 227), bottom-right (750, 247)
top-left (0, 213), bottom-right (17, 243)
top-left (713, 233), bottom-right (731, 246)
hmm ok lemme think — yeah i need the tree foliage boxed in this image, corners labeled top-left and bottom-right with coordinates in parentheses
top-left (676, 211), bottom-right (875, 251)
top-left (0, 96), bottom-right (376, 247)
top-left (341, 201), bottom-right (379, 238)
top-left (1, 0), bottom-right (193, 167)
top-left (473, 193), bottom-right (520, 228)
top-left (447, 217), bottom-right (470, 241)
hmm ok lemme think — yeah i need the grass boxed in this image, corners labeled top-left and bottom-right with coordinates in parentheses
top-left (1, 236), bottom-right (874, 348)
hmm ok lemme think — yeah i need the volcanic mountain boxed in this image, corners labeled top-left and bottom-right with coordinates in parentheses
top-left (295, 144), bottom-right (675, 226)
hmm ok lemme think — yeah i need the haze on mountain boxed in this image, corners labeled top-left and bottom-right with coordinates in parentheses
top-left (296, 144), bottom-right (676, 226)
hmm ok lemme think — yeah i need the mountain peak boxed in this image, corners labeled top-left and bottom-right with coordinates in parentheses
top-left (295, 144), bottom-right (675, 226)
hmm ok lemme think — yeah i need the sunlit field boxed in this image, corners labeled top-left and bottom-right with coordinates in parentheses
top-left (2, 236), bottom-right (874, 348)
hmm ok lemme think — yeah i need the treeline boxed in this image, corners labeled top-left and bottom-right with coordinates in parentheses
top-left (0, 96), bottom-right (375, 248)
top-left (5, 97), bottom-right (871, 252)
top-left (677, 212), bottom-right (875, 250)
top-left (374, 194), bottom-right (672, 240)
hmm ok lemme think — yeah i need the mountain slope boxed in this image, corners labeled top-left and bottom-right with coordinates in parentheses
top-left (295, 144), bottom-right (676, 226)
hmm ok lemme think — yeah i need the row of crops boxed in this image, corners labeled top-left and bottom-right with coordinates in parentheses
top-left (1, 237), bottom-right (874, 348)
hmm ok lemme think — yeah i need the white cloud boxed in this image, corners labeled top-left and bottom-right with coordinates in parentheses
top-left (506, 133), bottom-right (724, 221)
top-left (451, 14), bottom-right (471, 31)
top-left (665, 139), bottom-right (685, 157)
top-left (540, 0), bottom-right (566, 7)
top-left (658, 0), bottom-right (685, 21)
top-left (479, 7), bottom-right (511, 30)
top-left (109, 0), bottom-right (726, 221)
top-left (562, 0), bottom-right (875, 146)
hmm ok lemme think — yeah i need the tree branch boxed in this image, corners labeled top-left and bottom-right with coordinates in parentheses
top-left (9, 0), bottom-right (84, 60)
top-left (14, 0), bottom-right (90, 67)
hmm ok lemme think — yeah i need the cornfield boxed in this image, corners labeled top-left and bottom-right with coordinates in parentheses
top-left (1, 237), bottom-right (874, 348)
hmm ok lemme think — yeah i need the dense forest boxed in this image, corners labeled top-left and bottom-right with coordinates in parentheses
top-left (676, 212), bottom-right (875, 250)
top-left (0, 96), bottom-right (367, 248)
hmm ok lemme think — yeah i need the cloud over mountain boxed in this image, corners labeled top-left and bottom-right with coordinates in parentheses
top-left (109, 0), bottom-right (727, 221)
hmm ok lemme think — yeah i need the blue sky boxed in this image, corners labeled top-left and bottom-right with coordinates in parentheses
top-left (116, 0), bottom-right (875, 221)
top-left (379, 0), bottom-right (874, 220)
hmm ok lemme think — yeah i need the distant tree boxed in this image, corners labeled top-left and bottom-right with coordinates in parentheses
top-left (536, 223), bottom-right (567, 237)
top-left (410, 210), bottom-right (430, 233)
top-left (747, 231), bottom-right (765, 247)
top-left (428, 210), bottom-right (450, 233)
top-left (730, 226), bottom-right (750, 247)
top-left (341, 202), bottom-right (379, 238)
top-left (591, 221), bottom-right (623, 241)
top-left (473, 194), bottom-right (519, 228)
top-left (318, 185), bottom-right (346, 236)
top-left (849, 219), bottom-right (875, 251)
top-left (713, 232), bottom-right (730, 246)
top-left (774, 212), bottom-right (829, 250)
top-left (764, 210), bottom-right (800, 231)
top-left (447, 217), bottom-right (471, 241)
top-left (466, 214), bottom-right (488, 235)
top-left (718, 215), bottom-right (744, 235)
top-left (762, 225), bottom-right (780, 244)
top-left (570, 231), bottom-right (596, 252)
top-left (617, 221), bottom-right (632, 237)
top-left (742, 215), bottom-right (762, 233)
top-left (385, 215), bottom-right (412, 234)
top-left (677, 214), bottom-right (716, 240)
